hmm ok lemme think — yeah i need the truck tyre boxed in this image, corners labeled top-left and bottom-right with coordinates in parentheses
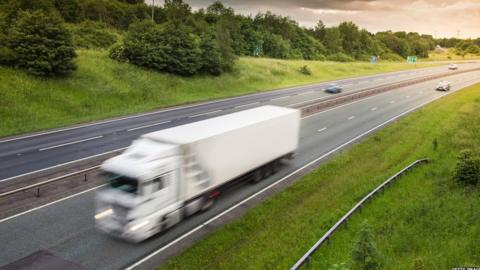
top-left (272, 160), bottom-right (280, 173)
top-left (201, 197), bottom-right (215, 211)
top-left (251, 169), bottom-right (263, 183)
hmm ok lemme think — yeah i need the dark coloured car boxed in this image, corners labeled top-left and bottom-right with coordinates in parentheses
top-left (324, 84), bottom-right (343, 94)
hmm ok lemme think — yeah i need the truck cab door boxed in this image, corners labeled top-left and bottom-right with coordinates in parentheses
top-left (143, 170), bottom-right (178, 212)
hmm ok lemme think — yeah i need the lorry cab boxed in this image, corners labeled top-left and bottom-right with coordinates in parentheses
top-left (95, 139), bottom-right (184, 242)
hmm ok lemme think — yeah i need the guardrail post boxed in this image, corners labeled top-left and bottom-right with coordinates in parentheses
top-left (36, 188), bottom-right (40, 197)
top-left (84, 174), bottom-right (88, 182)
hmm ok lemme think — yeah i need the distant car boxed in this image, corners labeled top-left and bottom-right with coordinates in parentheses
top-left (324, 84), bottom-right (343, 94)
top-left (436, 80), bottom-right (451, 91)
top-left (448, 64), bottom-right (458, 70)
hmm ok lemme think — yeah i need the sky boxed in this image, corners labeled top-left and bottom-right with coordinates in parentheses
top-left (183, 0), bottom-right (480, 38)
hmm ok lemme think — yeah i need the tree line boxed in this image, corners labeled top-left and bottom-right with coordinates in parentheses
top-left (0, 0), bottom-right (478, 77)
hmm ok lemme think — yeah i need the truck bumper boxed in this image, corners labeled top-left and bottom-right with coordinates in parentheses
top-left (95, 219), bottom-right (150, 243)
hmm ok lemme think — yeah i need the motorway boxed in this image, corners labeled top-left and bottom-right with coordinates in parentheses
top-left (1, 62), bottom-right (480, 182)
top-left (1, 64), bottom-right (480, 269)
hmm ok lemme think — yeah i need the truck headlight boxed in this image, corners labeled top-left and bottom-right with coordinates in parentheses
top-left (95, 208), bottom-right (113, 220)
top-left (129, 220), bottom-right (150, 231)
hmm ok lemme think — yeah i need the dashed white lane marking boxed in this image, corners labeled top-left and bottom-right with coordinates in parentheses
top-left (406, 95), bottom-right (411, 98)
top-left (343, 83), bottom-right (353, 87)
top-left (347, 116), bottom-right (355, 120)
top-left (299, 91), bottom-right (314, 96)
top-left (188, 110), bottom-right (222, 118)
top-left (271, 96), bottom-right (290, 101)
top-left (39, 136), bottom-right (104, 151)
top-left (234, 102), bottom-right (260, 109)
top-left (317, 127), bottom-right (327, 132)
top-left (127, 121), bottom-right (171, 132)
top-left (390, 100), bottom-right (396, 104)
top-left (371, 107), bottom-right (378, 111)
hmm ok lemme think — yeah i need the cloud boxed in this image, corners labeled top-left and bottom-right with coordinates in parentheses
top-left (185, 0), bottom-right (480, 38)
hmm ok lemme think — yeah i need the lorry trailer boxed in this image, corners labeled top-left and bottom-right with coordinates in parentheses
top-left (95, 105), bottom-right (300, 242)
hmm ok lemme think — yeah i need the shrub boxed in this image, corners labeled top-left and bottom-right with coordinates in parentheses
top-left (454, 150), bottom-right (480, 186)
top-left (351, 221), bottom-right (382, 270)
top-left (108, 42), bottom-right (127, 62)
top-left (5, 10), bottom-right (76, 76)
top-left (299, 65), bottom-right (312, 75)
top-left (327, 52), bottom-right (354, 62)
top-left (68, 20), bottom-right (118, 49)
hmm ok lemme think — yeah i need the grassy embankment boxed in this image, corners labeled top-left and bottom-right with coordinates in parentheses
top-left (428, 48), bottom-right (480, 61)
top-left (0, 50), bottom-right (441, 137)
top-left (160, 84), bottom-right (480, 269)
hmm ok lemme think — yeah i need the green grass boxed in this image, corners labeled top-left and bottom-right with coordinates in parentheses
top-left (159, 84), bottom-right (480, 269)
top-left (0, 50), bottom-right (441, 137)
top-left (428, 48), bottom-right (480, 61)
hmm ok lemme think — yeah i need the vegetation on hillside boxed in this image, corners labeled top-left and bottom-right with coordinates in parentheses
top-left (1, 0), bottom-right (478, 77)
top-left (0, 50), bottom-right (440, 137)
top-left (159, 84), bottom-right (480, 269)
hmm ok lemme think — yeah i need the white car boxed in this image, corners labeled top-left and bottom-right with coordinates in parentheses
top-left (436, 81), bottom-right (451, 91)
top-left (448, 64), bottom-right (458, 70)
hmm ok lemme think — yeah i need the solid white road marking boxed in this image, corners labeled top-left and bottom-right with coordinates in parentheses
top-left (317, 127), bottom-right (327, 132)
top-left (39, 136), bottom-right (103, 151)
top-left (126, 121), bottom-right (171, 132)
top-left (234, 102), bottom-right (260, 109)
top-left (188, 110), bottom-right (222, 118)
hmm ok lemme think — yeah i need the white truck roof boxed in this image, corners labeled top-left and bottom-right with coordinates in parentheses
top-left (142, 106), bottom-right (298, 145)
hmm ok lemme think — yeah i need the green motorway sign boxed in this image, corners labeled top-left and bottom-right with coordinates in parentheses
top-left (407, 56), bottom-right (417, 64)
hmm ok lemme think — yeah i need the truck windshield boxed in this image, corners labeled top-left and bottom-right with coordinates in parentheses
top-left (104, 172), bottom-right (138, 194)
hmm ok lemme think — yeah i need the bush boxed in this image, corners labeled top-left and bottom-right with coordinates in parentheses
top-left (108, 42), bottom-right (127, 62)
top-left (380, 52), bottom-right (404, 61)
top-left (299, 65), bottom-right (311, 75)
top-left (351, 221), bottom-right (382, 270)
top-left (68, 20), bottom-right (118, 49)
top-left (327, 52), bottom-right (354, 62)
top-left (5, 10), bottom-right (76, 76)
top-left (454, 150), bottom-right (480, 186)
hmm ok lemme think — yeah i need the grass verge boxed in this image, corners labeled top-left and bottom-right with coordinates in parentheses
top-left (0, 50), bottom-right (440, 137)
top-left (160, 84), bottom-right (480, 269)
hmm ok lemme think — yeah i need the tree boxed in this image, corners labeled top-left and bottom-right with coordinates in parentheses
top-left (215, 19), bottom-right (236, 71)
top-left (5, 10), bottom-right (76, 76)
top-left (164, 0), bottom-right (191, 24)
top-left (351, 222), bottom-right (382, 270)
top-left (198, 30), bottom-right (223, 75)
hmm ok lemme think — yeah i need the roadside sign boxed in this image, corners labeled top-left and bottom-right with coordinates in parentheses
top-left (370, 56), bottom-right (378, 64)
top-left (253, 45), bottom-right (262, 57)
top-left (407, 56), bottom-right (417, 64)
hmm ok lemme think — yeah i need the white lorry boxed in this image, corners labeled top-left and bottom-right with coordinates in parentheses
top-left (95, 105), bottom-right (300, 242)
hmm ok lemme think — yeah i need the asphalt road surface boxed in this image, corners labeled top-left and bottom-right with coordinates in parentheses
top-left (1, 67), bottom-right (480, 270)
top-left (1, 63), bottom-right (480, 182)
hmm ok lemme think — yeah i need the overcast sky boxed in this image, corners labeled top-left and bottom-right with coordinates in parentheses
top-left (182, 0), bottom-right (480, 38)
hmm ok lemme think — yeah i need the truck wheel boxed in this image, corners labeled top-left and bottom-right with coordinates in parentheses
top-left (201, 198), bottom-right (215, 211)
top-left (251, 169), bottom-right (263, 183)
top-left (263, 163), bottom-right (273, 178)
top-left (272, 160), bottom-right (280, 173)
